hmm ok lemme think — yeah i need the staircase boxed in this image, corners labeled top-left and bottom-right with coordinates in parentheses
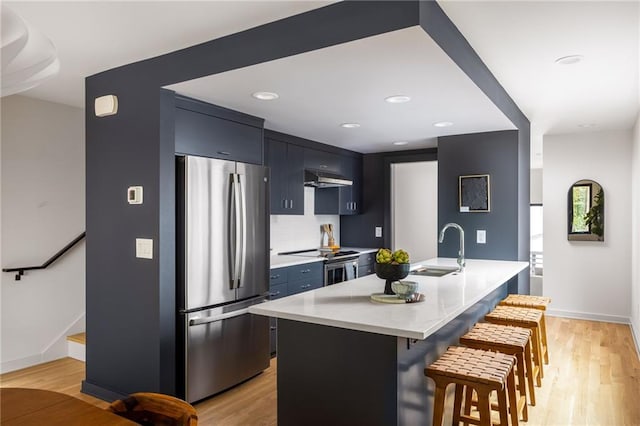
top-left (66, 332), bottom-right (85, 361)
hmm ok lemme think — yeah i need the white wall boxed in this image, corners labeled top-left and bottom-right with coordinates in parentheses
top-left (1, 95), bottom-right (85, 373)
top-left (391, 161), bottom-right (438, 262)
top-left (530, 168), bottom-right (543, 205)
top-left (543, 130), bottom-right (632, 323)
top-left (270, 187), bottom-right (340, 254)
top-left (632, 113), bottom-right (640, 352)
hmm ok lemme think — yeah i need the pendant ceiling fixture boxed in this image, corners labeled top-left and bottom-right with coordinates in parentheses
top-left (1, 5), bottom-right (59, 97)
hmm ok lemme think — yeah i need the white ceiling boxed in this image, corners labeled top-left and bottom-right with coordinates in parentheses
top-left (438, 0), bottom-right (639, 168)
top-left (4, 1), bottom-right (331, 107)
top-left (4, 1), bottom-right (639, 166)
top-left (167, 26), bottom-right (514, 153)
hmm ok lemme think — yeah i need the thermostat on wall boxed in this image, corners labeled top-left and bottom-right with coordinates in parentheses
top-left (128, 186), bottom-right (143, 204)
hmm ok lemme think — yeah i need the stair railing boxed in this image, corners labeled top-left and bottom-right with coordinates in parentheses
top-left (2, 232), bottom-right (86, 281)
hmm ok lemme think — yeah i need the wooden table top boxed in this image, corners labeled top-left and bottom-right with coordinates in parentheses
top-left (0, 387), bottom-right (137, 426)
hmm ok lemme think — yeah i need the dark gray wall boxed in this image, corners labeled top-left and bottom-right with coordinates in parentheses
top-left (85, 86), bottom-right (168, 398)
top-left (437, 131), bottom-right (519, 261)
top-left (341, 149), bottom-right (437, 249)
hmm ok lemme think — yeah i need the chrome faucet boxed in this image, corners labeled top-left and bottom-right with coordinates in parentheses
top-left (438, 223), bottom-right (465, 271)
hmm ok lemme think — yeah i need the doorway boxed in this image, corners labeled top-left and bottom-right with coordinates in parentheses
top-left (390, 161), bottom-right (438, 262)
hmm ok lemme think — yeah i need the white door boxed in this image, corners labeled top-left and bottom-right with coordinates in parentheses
top-left (391, 161), bottom-right (438, 263)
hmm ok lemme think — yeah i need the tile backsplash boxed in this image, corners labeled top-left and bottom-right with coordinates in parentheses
top-left (270, 187), bottom-right (340, 254)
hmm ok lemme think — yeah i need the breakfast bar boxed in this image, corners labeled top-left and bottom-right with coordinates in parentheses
top-left (249, 258), bottom-right (528, 426)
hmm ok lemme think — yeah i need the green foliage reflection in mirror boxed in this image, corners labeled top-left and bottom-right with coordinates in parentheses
top-left (567, 179), bottom-right (604, 241)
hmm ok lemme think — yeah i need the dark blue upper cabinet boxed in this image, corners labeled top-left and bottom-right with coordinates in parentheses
top-left (174, 96), bottom-right (264, 165)
top-left (266, 138), bottom-right (304, 215)
top-left (304, 148), bottom-right (342, 173)
top-left (339, 155), bottom-right (362, 215)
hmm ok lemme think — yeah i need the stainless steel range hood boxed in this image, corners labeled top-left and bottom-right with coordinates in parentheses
top-left (304, 169), bottom-right (352, 188)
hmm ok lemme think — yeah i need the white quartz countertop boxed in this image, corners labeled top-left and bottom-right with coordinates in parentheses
top-left (251, 258), bottom-right (528, 340)
top-left (269, 247), bottom-right (378, 269)
top-left (270, 255), bottom-right (325, 269)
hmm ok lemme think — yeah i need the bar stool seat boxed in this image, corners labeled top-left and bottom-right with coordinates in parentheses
top-left (425, 346), bottom-right (518, 426)
top-left (499, 295), bottom-right (551, 365)
top-left (460, 322), bottom-right (537, 423)
top-left (499, 294), bottom-right (551, 311)
top-left (485, 306), bottom-right (546, 383)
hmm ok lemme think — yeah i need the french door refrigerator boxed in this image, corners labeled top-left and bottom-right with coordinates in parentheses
top-left (177, 155), bottom-right (270, 403)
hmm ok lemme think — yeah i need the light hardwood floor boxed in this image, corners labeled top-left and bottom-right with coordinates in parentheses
top-left (1, 317), bottom-right (638, 425)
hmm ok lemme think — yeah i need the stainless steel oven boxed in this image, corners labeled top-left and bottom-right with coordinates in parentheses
top-left (280, 249), bottom-right (361, 286)
top-left (324, 257), bottom-right (359, 286)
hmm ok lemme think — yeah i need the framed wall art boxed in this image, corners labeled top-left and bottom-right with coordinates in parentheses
top-left (459, 174), bottom-right (490, 212)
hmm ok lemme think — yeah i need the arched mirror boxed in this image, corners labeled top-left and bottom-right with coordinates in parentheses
top-left (568, 179), bottom-right (604, 241)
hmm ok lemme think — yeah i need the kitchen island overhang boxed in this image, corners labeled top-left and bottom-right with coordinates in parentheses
top-left (249, 258), bottom-right (528, 426)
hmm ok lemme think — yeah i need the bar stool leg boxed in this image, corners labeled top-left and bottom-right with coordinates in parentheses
top-left (514, 352), bottom-right (529, 421)
top-left (532, 327), bottom-right (544, 379)
top-left (540, 313), bottom-right (549, 364)
top-left (524, 339), bottom-right (538, 401)
top-left (497, 386), bottom-right (509, 426)
top-left (432, 378), bottom-right (447, 426)
top-left (506, 367), bottom-right (519, 426)
top-left (452, 384), bottom-right (464, 425)
top-left (476, 389), bottom-right (492, 426)
top-left (463, 387), bottom-right (474, 425)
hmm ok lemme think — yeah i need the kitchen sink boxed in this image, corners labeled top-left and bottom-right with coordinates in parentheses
top-left (410, 266), bottom-right (459, 277)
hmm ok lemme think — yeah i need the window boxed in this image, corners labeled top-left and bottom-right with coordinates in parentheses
top-left (571, 185), bottom-right (591, 233)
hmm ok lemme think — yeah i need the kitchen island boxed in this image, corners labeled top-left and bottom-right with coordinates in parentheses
top-left (249, 258), bottom-right (528, 426)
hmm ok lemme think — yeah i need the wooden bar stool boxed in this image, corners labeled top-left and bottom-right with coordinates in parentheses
top-left (425, 346), bottom-right (517, 426)
top-left (460, 322), bottom-right (537, 423)
top-left (485, 306), bottom-right (545, 384)
top-left (499, 295), bottom-right (551, 365)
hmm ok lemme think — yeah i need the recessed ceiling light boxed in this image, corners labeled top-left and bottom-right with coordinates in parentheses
top-left (555, 55), bottom-right (584, 65)
top-left (578, 123), bottom-right (596, 128)
top-left (393, 141), bottom-right (409, 146)
top-left (385, 95), bottom-right (411, 104)
top-left (251, 91), bottom-right (279, 100)
top-left (340, 123), bottom-right (360, 129)
top-left (433, 121), bottom-right (453, 128)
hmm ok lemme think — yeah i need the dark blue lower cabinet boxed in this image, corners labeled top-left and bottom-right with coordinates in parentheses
top-left (357, 252), bottom-right (376, 277)
top-left (268, 283), bottom-right (288, 300)
top-left (269, 262), bottom-right (323, 355)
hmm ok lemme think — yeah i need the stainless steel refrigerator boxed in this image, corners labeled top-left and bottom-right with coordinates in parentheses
top-left (177, 155), bottom-right (270, 403)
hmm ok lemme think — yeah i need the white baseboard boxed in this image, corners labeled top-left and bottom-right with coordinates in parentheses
top-left (546, 309), bottom-right (630, 324)
top-left (0, 354), bottom-right (44, 374)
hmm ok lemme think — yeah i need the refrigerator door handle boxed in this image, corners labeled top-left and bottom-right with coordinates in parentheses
top-left (189, 307), bottom-right (250, 326)
top-left (237, 173), bottom-right (247, 288)
top-left (232, 173), bottom-right (242, 289)
top-left (227, 173), bottom-right (236, 290)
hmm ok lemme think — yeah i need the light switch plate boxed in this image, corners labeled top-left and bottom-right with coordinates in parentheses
top-left (128, 186), bottom-right (143, 204)
top-left (375, 227), bottom-right (383, 238)
top-left (476, 230), bottom-right (486, 244)
top-left (136, 238), bottom-right (153, 259)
